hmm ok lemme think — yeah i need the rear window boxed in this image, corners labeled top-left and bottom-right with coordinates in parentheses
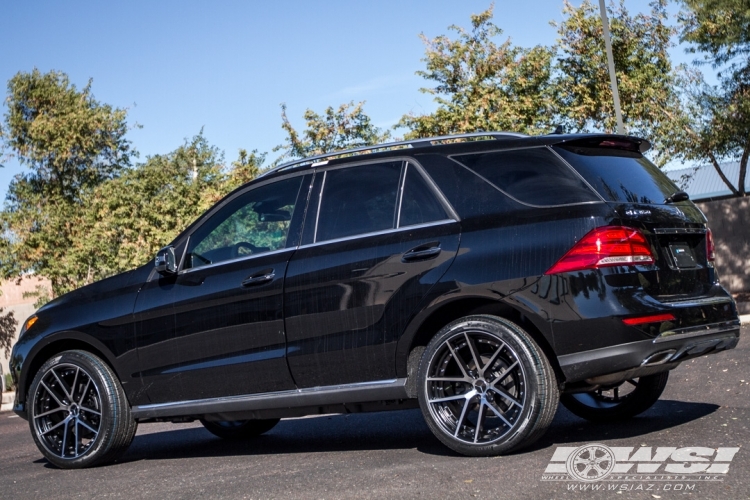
top-left (451, 147), bottom-right (600, 206)
top-left (554, 146), bottom-right (680, 204)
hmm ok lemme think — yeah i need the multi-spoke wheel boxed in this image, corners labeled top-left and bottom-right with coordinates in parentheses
top-left (200, 418), bottom-right (280, 439)
top-left (417, 315), bottom-right (559, 456)
top-left (561, 372), bottom-right (669, 423)
top-left (28, 350), bottom-right (137, 469)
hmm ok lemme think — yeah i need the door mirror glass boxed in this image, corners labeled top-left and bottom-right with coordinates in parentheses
top-left (155, 245), bottom-right (177, 275)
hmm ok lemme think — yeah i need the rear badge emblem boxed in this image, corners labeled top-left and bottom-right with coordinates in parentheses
top-left (624, 209), bottom-right (652, 217)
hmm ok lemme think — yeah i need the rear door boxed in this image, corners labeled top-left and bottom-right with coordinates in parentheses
top-left (284, 160), bottom-right (460, 388)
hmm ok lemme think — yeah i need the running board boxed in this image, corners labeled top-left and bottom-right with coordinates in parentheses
top-left (131, 378), bottom-right (409, 420)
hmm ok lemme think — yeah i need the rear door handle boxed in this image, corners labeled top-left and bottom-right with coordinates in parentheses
top-left (241, 269), bottom-right (275, 287)
top-left (402, 244), bottom-right (441, 262)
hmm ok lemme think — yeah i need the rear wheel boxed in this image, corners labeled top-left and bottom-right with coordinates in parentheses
top-left (27, 350), bottom-right (137, 469)
top-left (200, 418), bottom-right (280, 439)
top-left (417, 315), bottom-right (559, 456)
top-left (560, 372), bottom-right (669, 423)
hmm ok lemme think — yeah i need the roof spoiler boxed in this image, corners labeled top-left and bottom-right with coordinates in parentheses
top-left (554, 135), bottom-right (651, 155)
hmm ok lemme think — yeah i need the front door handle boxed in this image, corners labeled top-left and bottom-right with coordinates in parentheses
top-left (241, 269), bottom-right (275, 287)
top-left (402, 243), bottom-right (441, 262)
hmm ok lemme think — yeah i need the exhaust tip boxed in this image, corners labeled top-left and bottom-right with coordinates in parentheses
top-left (641, 350), bottom-right (676, 366)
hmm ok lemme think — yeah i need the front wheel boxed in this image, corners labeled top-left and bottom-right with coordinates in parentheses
top-left (200, 418), bottom-right (280, 439)
top-left (560, 372), bottom-right (669, 423)
top-left (27, 350), bottom-right (137, 469)
top-left (417, 315), bottom-right (559, 456)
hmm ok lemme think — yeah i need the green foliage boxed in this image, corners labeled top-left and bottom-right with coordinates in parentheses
top-left (274, 101), bottom-right (390, 161)
top-left (227, 149), bottom-right (266, 191)
top-left (76, 134), bottom-right (228, 283)
top-left (679, 0), bottom-right (750, 76)
top-left (553, 0), bottom-right (684, 165)
top-left (0, 70), bottom-right (135, 296)
top-left (679, 0), bottom-right (750, 195)
top-left (0, 306), bottom-right (17, 359)
top-left (399, 5), bottom-right (556, 138)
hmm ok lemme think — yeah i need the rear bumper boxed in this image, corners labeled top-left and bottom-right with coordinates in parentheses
top-left (558, 319), bottom-right (740, 386)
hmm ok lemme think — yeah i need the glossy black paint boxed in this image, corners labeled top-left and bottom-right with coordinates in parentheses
top-left (11, 133), bottom-right (741, 423)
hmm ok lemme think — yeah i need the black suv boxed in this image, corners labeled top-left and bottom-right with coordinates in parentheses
top-left (11, 132), bottom-right (741, 468)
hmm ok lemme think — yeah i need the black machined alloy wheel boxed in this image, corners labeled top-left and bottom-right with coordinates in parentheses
top-left (200, 418), bottom-right (280, 439)
top-left (28, 351), bottom-right (137, 469)
top-left (561, 372), bottom-right (669, 423)
top-left (418, 315), bottom-right (559, 456)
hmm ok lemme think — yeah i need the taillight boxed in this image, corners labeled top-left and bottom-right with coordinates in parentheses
top-left (545, 226), bottom-right (655, 275)
top-left (706, 228), bottom-right (715, 262)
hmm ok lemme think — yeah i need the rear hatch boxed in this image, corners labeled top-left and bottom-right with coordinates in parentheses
top-left (554, 137), bottom-right (714, 300)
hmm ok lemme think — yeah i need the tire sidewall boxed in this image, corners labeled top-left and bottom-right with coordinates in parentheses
top-left (417, 315), bottom-right (549, 456)
top-left (27, 351), bottom-right (121, 469)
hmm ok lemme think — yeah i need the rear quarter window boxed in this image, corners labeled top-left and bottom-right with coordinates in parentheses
top-left (451, 147), bottom-right (601, 207)
top-left (554, 146), bottom-right (680, 204)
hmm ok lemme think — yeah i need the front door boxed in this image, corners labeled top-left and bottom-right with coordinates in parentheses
top-left (134, 174), bottom-right (310, 404)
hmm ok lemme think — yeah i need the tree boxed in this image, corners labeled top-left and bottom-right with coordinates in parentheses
top-left (0, 69), bottom-right (135, 297)
top-left (75, 134), bottom-right (228, 283)
top-left (0, 305), bottom-right (17, 359)
top-left (226, 149), bottom-right (266, 191)
top-left (274, 101), bottom-right (390, 162)
top-left (398, 5), bottom-right (556, 138)
top-left (679, 0), bottom-right (750, 196)
top-left (553, 0), bottom-right (685, 166)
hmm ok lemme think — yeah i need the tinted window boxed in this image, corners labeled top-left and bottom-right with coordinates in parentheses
top-left (419, 153), bottom-right (517, 218)
top-left (316, 161), bottom-right (402, 242)
top-left (399, 164), bottom-right (448, 227)
top-left (186, 176), bottom-right (303, 268)
top-left (453, 148), bottom-right (600, 206)
top-left (555, 146), bottom-right (679, 204)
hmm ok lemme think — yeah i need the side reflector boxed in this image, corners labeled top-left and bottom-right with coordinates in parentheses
top-left (545, 226), bottom-right (655, 275)
top-left (706, 228), bottom-right (715, 262)
top-left (622, 313), bottom-right (676, 326)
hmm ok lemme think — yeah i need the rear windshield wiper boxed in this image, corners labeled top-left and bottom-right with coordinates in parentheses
top-left (665, 191), bottom-right (689, 204)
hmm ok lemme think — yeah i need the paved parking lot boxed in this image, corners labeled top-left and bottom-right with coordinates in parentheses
top-left (1, 325), bottom-right (748, 499)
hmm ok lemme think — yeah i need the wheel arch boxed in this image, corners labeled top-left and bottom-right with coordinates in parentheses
top-left (397, 296), bottom-right (563, 397)
top-left (19, 333), bottom-right (121, 410)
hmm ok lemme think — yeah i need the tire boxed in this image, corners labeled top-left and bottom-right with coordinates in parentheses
top-left (560, 372), bottom-right (669, 423)
top-left (200, 418), bottom-right (280, 439)
top-left (417, 315), bottom-right (559, 456)
top-left (27, 350), bottom-right (137, 469)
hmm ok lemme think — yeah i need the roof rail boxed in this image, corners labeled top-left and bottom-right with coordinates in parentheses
top-left (258, 131), bottom-right (527, 178)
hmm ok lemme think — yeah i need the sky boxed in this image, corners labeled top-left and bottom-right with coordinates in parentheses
top-left (1, 0), bottom-right (702, 200)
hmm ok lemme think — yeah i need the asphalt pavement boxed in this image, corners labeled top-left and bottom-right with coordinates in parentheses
top-left (1, 325), bottom-right (748, 500)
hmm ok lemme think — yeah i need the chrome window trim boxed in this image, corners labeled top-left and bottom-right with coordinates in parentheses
top-left (179, 247), bottom-right (296, 275)
top-left (303, 219), bottom-right (458, 250)
top-left (312, 170), bottom-right (327, 243)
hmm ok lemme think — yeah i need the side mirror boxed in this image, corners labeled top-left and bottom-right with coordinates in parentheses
top-left (155, 246), bottom-right (177, 275)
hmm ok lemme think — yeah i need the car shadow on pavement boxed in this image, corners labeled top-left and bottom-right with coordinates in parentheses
top-left (107, 399), bottom-right (718, 465)
top-left (526, 399), bottom-right (719, 453)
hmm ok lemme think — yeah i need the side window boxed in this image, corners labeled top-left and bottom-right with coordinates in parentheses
top-left (186, 176), bottom-right (304, 268)
top-left (398, 163), bottom-right (448, 227)
top-left (316, 161), bottom-right (402, 242)
top-left (453, 147), bottom-right (600, 206)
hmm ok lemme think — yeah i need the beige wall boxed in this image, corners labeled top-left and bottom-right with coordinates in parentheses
top-left (696, 197), bottom-right (750, 312)
top-left (1, 277), bottom-right (51, 380)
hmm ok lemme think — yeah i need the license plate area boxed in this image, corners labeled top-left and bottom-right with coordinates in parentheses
top-left (668, 242), bottom-right (698, 269)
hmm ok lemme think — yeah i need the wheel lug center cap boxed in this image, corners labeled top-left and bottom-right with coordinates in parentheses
top-left (68, 404), bottom-right (79, 417)
top-left (473, 379), bottom-right (488, 394)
